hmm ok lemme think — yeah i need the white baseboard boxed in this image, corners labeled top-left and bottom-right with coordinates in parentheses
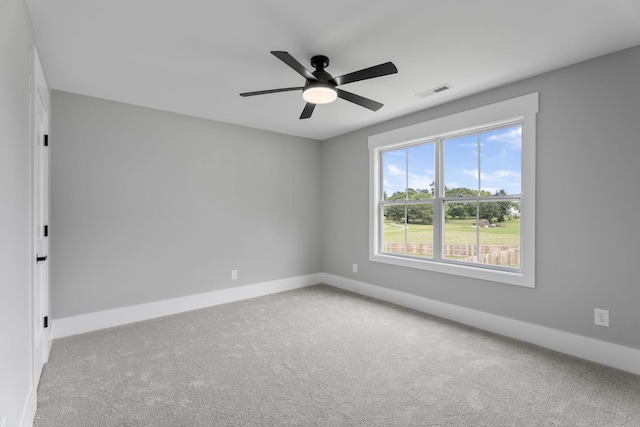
top-left (321, 273), bottom-right (640, 376)
top-left (19, 385), bottom-right (36, 427)
top-left (53, 273), bottom-right (321, 338)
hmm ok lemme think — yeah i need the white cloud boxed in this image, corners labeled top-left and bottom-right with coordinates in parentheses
top-left (483, 169), bottom-right (521, 194)
top-left (463, 169), bottom-right (486, 180)
top-left (457, 142), bottom-right (478, 148)
top-left (486, 126), bottom-right (522, 148)
top-left (459, 168), bottom-right (521, 193)
top-left (490, 169), bottom-right (520, 179)
top-left (384, 164), bottom-right (434, 194)
top-left (386, 164), bottom-right (405, 176)
top-left (383, 164), bottom-right (407, 194)
top-left (407, 170), bottom-right (433, 190)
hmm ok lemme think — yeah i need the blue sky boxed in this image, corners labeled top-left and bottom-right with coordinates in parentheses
top-left (383, 124), bottom-right (522, 197)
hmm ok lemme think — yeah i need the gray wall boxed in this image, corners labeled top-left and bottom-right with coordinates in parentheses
top-left (51, 92), bottom-right (321, 318)
top-left (0, 0), bottom-right (38, 424)
top-left (320, 46), bottom-right (640, 350)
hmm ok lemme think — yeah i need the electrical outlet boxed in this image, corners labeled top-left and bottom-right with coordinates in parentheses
top-left (594, 308), bottom-right (609, 327)
top-left (231, 270), bottom-right (238, 280)
top-left (352, 263), bottom-right (358, 273)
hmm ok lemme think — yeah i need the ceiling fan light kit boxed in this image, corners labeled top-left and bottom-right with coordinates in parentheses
top-left (302, 83), bottom-right (337, 104)
top-left (240, 51), bottom-right (398, 119)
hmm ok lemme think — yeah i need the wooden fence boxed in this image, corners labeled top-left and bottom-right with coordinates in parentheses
top-left (383, 242), bottom-right (520, 267)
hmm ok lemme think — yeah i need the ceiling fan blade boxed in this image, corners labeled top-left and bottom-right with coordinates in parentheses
top-left (240, 87), bottom-right (304, 97)
top-left (299, 103), bottom-right (316, 119)
top-left (333, 62), bottom-right (398, 86)
top-left (337, 89), bottom-right (383, 111)
top-left (271, 51), bottom-right (317, 82)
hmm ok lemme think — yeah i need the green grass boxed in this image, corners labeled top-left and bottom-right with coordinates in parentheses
top-left (384, 217), bottom-right (520, 246)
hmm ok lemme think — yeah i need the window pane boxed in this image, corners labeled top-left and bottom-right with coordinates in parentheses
top-left (478, 201), bottom-right (521, 268)
top-left (444, 134), bottom-right (478, 197)
top-left (443, 201), bottom-right (477, 262)
top-left (406, 204), bottom-right (433, 258)
top-left (383, 204), bottom-right (406, 255)
top-left (407, 144), bottom-right (434, 200)
top-left (383, 149), bottom-right (406, 200)
top-left (480, 125), bottom-right (522, 195)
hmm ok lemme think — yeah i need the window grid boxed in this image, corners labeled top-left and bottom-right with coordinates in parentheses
top-left (379, 121), bottom-right (523, 273)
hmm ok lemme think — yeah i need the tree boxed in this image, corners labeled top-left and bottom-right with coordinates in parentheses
top-left (445, 187), bottom-right (478, 198)
top-left (384, 205), bottom-right (405, 222)
top-left (408, 188), bottom-right (431, 200)
top-left (384, 188), bottom-right (433, 224)
top-left (448, 203), bottom-right (468, 219)
top-left (407, 204), bottom-right (433, 224)
top-left (479, 190), bottom-right (511, 223)
top-left (387, 190), bottom-right (406, 201)
top-left (445, 187), bottom-right (478, 218)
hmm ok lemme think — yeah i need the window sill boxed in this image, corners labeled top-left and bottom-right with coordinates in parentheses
top-left (370, 252), bottom-right (534, 288)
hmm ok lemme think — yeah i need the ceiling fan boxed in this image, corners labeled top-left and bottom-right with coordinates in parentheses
top-left (240, 51), bottom-right (398, 119)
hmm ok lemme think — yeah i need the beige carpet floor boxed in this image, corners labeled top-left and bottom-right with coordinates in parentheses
top-left (34, 284), bottom-right (640, 426)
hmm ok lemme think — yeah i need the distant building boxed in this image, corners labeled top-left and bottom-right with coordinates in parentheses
top-left (477, 219), bottom-right (491, 228)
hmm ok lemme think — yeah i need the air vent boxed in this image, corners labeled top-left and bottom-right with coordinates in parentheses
top-left (415, 84), bottom-right (453, 98)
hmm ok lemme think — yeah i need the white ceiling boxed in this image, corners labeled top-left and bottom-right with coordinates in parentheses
top-left (27, 0), bottom-right (640, 141)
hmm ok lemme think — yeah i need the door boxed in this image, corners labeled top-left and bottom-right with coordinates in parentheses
top-left (32, 47), bottom-right (50, 383)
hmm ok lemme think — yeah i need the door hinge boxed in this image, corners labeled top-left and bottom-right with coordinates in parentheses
top-left (44, 225), bottom-right (49, 237)
top-left (43, 316), bottom-right (49, 328)
top-left (44, 134), bottom-right (49, 147)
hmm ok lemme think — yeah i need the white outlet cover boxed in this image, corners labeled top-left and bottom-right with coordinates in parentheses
top-left (594, 308), bottom-right (609, 327)
top-left (353, 264), bottom-right (358, 273)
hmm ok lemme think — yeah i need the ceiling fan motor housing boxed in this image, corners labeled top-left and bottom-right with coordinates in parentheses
top-left (310, 55), bottom-right (330, 70)
top-left (304, 55), bottom-right (338, 104)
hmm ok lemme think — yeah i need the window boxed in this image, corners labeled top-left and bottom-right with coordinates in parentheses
top-left (369, 93), bottom-right (538, 287)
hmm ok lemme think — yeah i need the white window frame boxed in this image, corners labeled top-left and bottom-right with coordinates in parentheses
top-left (368, 93), bottom-right (538, 287)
